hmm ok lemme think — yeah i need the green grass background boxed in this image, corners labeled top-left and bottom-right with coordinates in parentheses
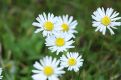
top-left (0, 0), bottom-right (121, 80)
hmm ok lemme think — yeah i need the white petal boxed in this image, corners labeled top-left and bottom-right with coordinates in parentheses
top-left (107, 26), bottom-right (115, 35)
top-left (35, 29), bottom-right (43, 33)
top-left (106, 8), bottom-right (113, 17)
top-left (111, 17), bottom-right (121, 21)
top-left (32, 73), bottom-right (47, 80)
top-left (110, 12), bottom-right (119, 19)
top-left (92, 15), bottom-right (100, 21)
top-left (102, 26), bottom-right (106, 35)
top-left (33, 62), bottom-right (43, 70)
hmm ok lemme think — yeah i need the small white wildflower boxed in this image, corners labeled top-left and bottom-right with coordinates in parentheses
top-left (32, 56), bottom-right (65, 80)
top-left (60, 52), bottom-right (83, 72)
top-left (92, 7), bottom-right (121, 35)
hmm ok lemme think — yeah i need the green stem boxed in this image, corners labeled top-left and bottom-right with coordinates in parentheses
top-left (78, 68), bottom-right (81, 80)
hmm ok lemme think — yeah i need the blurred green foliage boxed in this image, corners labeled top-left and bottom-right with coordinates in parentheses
top-left (0, 0), bottom-right (121, 80)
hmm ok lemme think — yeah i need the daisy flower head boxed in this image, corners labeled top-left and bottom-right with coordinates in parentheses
top-left (60, 52), bottom-right (83, 72)
top-left (92, 7), bottom-right (121, 35)
top-left (32, 56), bottom-right (65, 80)
top-left (0, 68), bottom-right (3, 79)
top-left (45, 32), bottom-right (75, 55)
top-left (57, 15), bottom-right (78, 38)
top-left (32, 13), bottom-right (58, 37)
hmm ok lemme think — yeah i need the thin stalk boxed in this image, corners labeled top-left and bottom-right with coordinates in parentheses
top-left (78, 68), bottom-right (81, 80)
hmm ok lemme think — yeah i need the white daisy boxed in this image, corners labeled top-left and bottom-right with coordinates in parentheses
top-left (92, 7), bottom-right (121, 35)
top-left (32, 13), bottom-right (58, 37)
top-left (0, 68), bottom-right (3, 79)
top-left (45, 32), bottom-right (75, 55)
top-left (57, 15), bottom-right (78, 38)
top-left (60, 52), bottom-right (83, 72)
top-left (32, 56), bottom-right (65, 80)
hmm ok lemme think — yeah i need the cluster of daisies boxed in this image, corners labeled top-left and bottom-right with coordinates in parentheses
top-left (0, 7), bottom-right (121, 80)
top-left (32, 7), bottom-right (121, 80)
top-left (32, 12), bottom-right (84, 80)
top-left (32, 13), bottom-right (78, 54)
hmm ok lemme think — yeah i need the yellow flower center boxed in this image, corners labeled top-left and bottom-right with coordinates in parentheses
top-left (68, 58), bottom-right (77, 66)
top-left (43, 66), bottom-right (54, 76)
top-left (61, 23), bottom-right (69, 31)
top-left (101, 16), bottom-right (111, 26)
top-left (44, 21), bottom-right (54, 31)
top-left (55, 38), bottom-right (65, 46)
